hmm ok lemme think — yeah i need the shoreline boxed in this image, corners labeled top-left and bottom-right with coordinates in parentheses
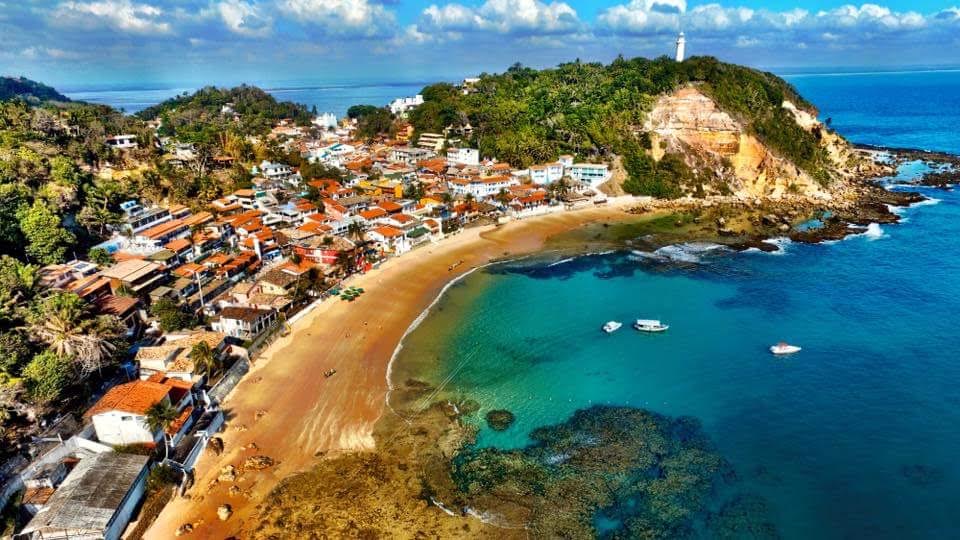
top-left (144, 168), bottom-right (934, 537)
top-left (144, 196), bottom-right (644, 538)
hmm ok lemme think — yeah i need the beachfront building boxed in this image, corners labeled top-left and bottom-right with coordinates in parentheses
top-left (567, 163), bottom-right (612, 187)
top-left (389, 95), bottom-right (424, 116)
top-left (135, 331), bottom-right (229, 382)
top-left (18, 452), bottom-right (150, 540)
top-left (84, 377), bottom-right (195, 447)
top-left (448, 175), bottom-right (519, 199)
top-left (529, 162), bottom-right (565, 185)
top-left (212, 306), bottom-right (278, 340)
top-left (99, 259), bottom-right (166, 297)
top-left (367, 225), bottom-right (411, 256)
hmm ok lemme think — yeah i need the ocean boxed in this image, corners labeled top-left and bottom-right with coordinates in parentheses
top-left (391, 70), bottom-right (960, 539)
top-left (62, 81), bottom-right (430, 117)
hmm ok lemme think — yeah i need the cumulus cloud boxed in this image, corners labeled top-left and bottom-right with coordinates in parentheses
top-left (419, 0), bottom-right (581, 36)
top-left (277, 0), bottom-right (397, 36)
top-left (51, 0), bottom-right (172, 34)
top-left (217, 0), bottom-right (272, 37)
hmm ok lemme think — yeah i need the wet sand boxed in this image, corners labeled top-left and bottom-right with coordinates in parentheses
top-left (144, 199), bottom-right (642, 539)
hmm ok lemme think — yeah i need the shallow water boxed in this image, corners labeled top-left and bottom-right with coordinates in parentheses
top-left (393, 70), bottom-right (960, 538)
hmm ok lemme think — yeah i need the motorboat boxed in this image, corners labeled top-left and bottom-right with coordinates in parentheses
top-left (633, 319), bottom-right (669, 332)
top-left (770, 342), bottom-right (801, 355)
top-left (602, 321), bottom-right (623, 333)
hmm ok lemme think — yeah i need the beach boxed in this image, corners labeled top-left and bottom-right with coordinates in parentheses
top-left (144, 198), bottom-right (641, 538)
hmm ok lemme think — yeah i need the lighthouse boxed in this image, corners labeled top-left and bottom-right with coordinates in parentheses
top-left (675, 32), bottom-right (686, 62)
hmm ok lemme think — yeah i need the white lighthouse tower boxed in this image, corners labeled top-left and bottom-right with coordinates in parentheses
top-left (675, 32), bottom-right (686, 62)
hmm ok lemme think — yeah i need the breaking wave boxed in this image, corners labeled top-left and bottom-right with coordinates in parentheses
top-left (630, 242), bottom-right (729, 264)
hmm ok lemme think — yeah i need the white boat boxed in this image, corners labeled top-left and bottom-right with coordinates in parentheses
top-left (634, 319), bottom-right (669, 332)
top-left (770, 342), bottom-right (802, 355)
top-left (602, 321), bottom-right (623, 333)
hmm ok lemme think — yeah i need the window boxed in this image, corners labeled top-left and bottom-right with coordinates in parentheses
top-left (122, 416), bottom-right (133, 421)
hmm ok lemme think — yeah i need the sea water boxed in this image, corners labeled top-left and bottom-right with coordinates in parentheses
top-left (393, 70), bottom-right (960, 539)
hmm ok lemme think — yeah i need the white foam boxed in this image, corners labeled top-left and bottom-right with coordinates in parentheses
top-left (852, 222), bottom-right (887, 241)
top-left (910, 197), bottom-right (941, 208)
top-left (547, 257), bottom-right (575, 268)
top-left (761, 237), bottom-right (792, 255)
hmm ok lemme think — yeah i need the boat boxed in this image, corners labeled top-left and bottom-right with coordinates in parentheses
top-left (633, 319), bottom-right (669, 332)
top-left (602, 321), bottom-right (623, 333)
top-left (770, 342), bottom-right (802, 355)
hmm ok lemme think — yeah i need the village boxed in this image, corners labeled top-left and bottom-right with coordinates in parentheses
top-left (0, 79), bottom-right (614, 539)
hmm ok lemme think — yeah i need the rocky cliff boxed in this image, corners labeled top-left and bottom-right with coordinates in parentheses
top-left (641, 85), bottom-right (886, 200)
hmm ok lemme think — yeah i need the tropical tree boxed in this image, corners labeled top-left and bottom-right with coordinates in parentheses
top-left (21, 350), bottom-right (73, 404)
top-left (190, 341), bottom-right (219, 377)
top-left (27, 292), bottom-right (120, 376)
top-left (0, 255), bottom-right (38, 324)
top-left (144, 400), bottom-right (178, 460)
top-left (335, 250), bottom-right (354, 277)
top-left (18, 200), bottom-right (77, 264)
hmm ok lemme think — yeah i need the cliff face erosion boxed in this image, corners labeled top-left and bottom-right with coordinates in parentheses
top-left (642, 86), bottom-right (882, 200)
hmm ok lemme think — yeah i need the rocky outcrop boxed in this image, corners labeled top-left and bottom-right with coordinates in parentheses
top-left (643, 86), bottom-right (883, 200)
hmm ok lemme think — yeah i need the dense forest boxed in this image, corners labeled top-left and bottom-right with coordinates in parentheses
top-left (0, 76), bottom-right (71, 104)
top-left (137, 85), bottom-right (314, 138)
top-left (408, 56), bottom-right (830, 197)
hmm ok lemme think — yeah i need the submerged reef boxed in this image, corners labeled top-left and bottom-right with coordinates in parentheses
top-left (436, 405), bottom-right (764, 538)
top-left (484, 409), bottom-right (516, 431)
top-left (253, 385), bottom-right (775, 539)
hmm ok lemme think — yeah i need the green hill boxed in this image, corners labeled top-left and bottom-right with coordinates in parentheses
top-left (0, 76), bottom-right (71, 104)
top-left (409, 56), bottom-right (831, 197)
top-left (137, 85), bottom-right (313, 137)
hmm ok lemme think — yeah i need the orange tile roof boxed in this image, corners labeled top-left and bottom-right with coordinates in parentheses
top-left (359, 208), bottom-right (387, 220)
top-left (372, 225), bottom-right (404, 238)
top-left (378, 201), bottom-right (402, 212)
top-left (233, 189), bottom-right (256, 198)
top-left (139, 218), bottom-right (186, 240)
top-left (164, 238), bottom-right (192, 252)
top-left (85, 380), bottom-right (172, 417)
top-left (166, 405), bottom-right (194, 435)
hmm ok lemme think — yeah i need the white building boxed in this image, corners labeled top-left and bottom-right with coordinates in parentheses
top-left (212, 306), bottom-right (277, 340)
top-left (390, 146), bottom-right (434, 165)
top-left (389, 95), bottom-right (424, 116)
top-left (85, 378), bottom-right (195, 447)
top-left (106, 134), bottom-right (138, 150)
top-left (417, 132), bottom-right (446, 151)
top-left (676, 32), bottom-right (686, 62)
top-left (447, 147), bottom-right (480, 166)
top-left (312, 113), bottom-right (338, 129)
top-left (529, 162), bottom-right (565, 185)
top-left (448, 175), bottom-right (519, 199)
top-left (256, 160), bottom-right (295, 183)
top-left (568, 163), bottom-right (612, 187)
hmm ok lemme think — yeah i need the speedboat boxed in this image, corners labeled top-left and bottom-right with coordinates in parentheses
top-left (602, 321), bottom-right (623, 333)
top-left (770, 342), bottom-right (801, 355)
top-left (634, 319), bottom-right (669, 332)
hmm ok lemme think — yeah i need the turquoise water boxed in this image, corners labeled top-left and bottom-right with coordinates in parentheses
top-left (396, 70), bottom-right (960, 539)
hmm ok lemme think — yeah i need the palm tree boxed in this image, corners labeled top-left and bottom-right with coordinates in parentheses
top-left (145, 400), bottom-right (178, 461)
top-left (335, 250), bottom-right (354, 277)
top-left (28, 293), bottom-right (119, 377)
top-left (190, 341), bottom-right (218, 378)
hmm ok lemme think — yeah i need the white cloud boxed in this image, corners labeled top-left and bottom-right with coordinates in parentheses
top-left (597, 0), bottom-right (685, 34)
top-left (277, 0), bottom-right (396, 36)
top-left (21, 46), bottom-right (84, 60)
top-left (52, 0), bottom-right (171, 34)
top-left (217, 0), bottom-right (271, 37)
top-left (419, 0), bottom-right (581, 36)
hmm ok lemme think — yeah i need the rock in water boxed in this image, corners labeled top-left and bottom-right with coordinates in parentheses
top-left (218, 465), bottom-right (237, 483)
top-left (485, 409), bottom-right (515, 431)
top-left (218, 504), bottom-right (233, 521)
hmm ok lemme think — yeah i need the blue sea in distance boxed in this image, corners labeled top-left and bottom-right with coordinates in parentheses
top-left (393, 70), bottom-right (960, 539)
top-left (62, 81), bottom-right (429, 117)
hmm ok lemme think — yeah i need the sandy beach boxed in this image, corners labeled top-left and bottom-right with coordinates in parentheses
top-left (144, 198), bottom-right (641, 538)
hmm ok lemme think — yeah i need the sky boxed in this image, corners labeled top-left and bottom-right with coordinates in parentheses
top-left (1, 0), bottom-right (959, 88)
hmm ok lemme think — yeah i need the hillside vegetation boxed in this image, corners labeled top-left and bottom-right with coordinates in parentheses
top-left (409, 56), bottom-right (832, 197)
top-left (0, 77), bottom-right (71, 104)
top-left (137, 85), bottom-right (314, 137)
